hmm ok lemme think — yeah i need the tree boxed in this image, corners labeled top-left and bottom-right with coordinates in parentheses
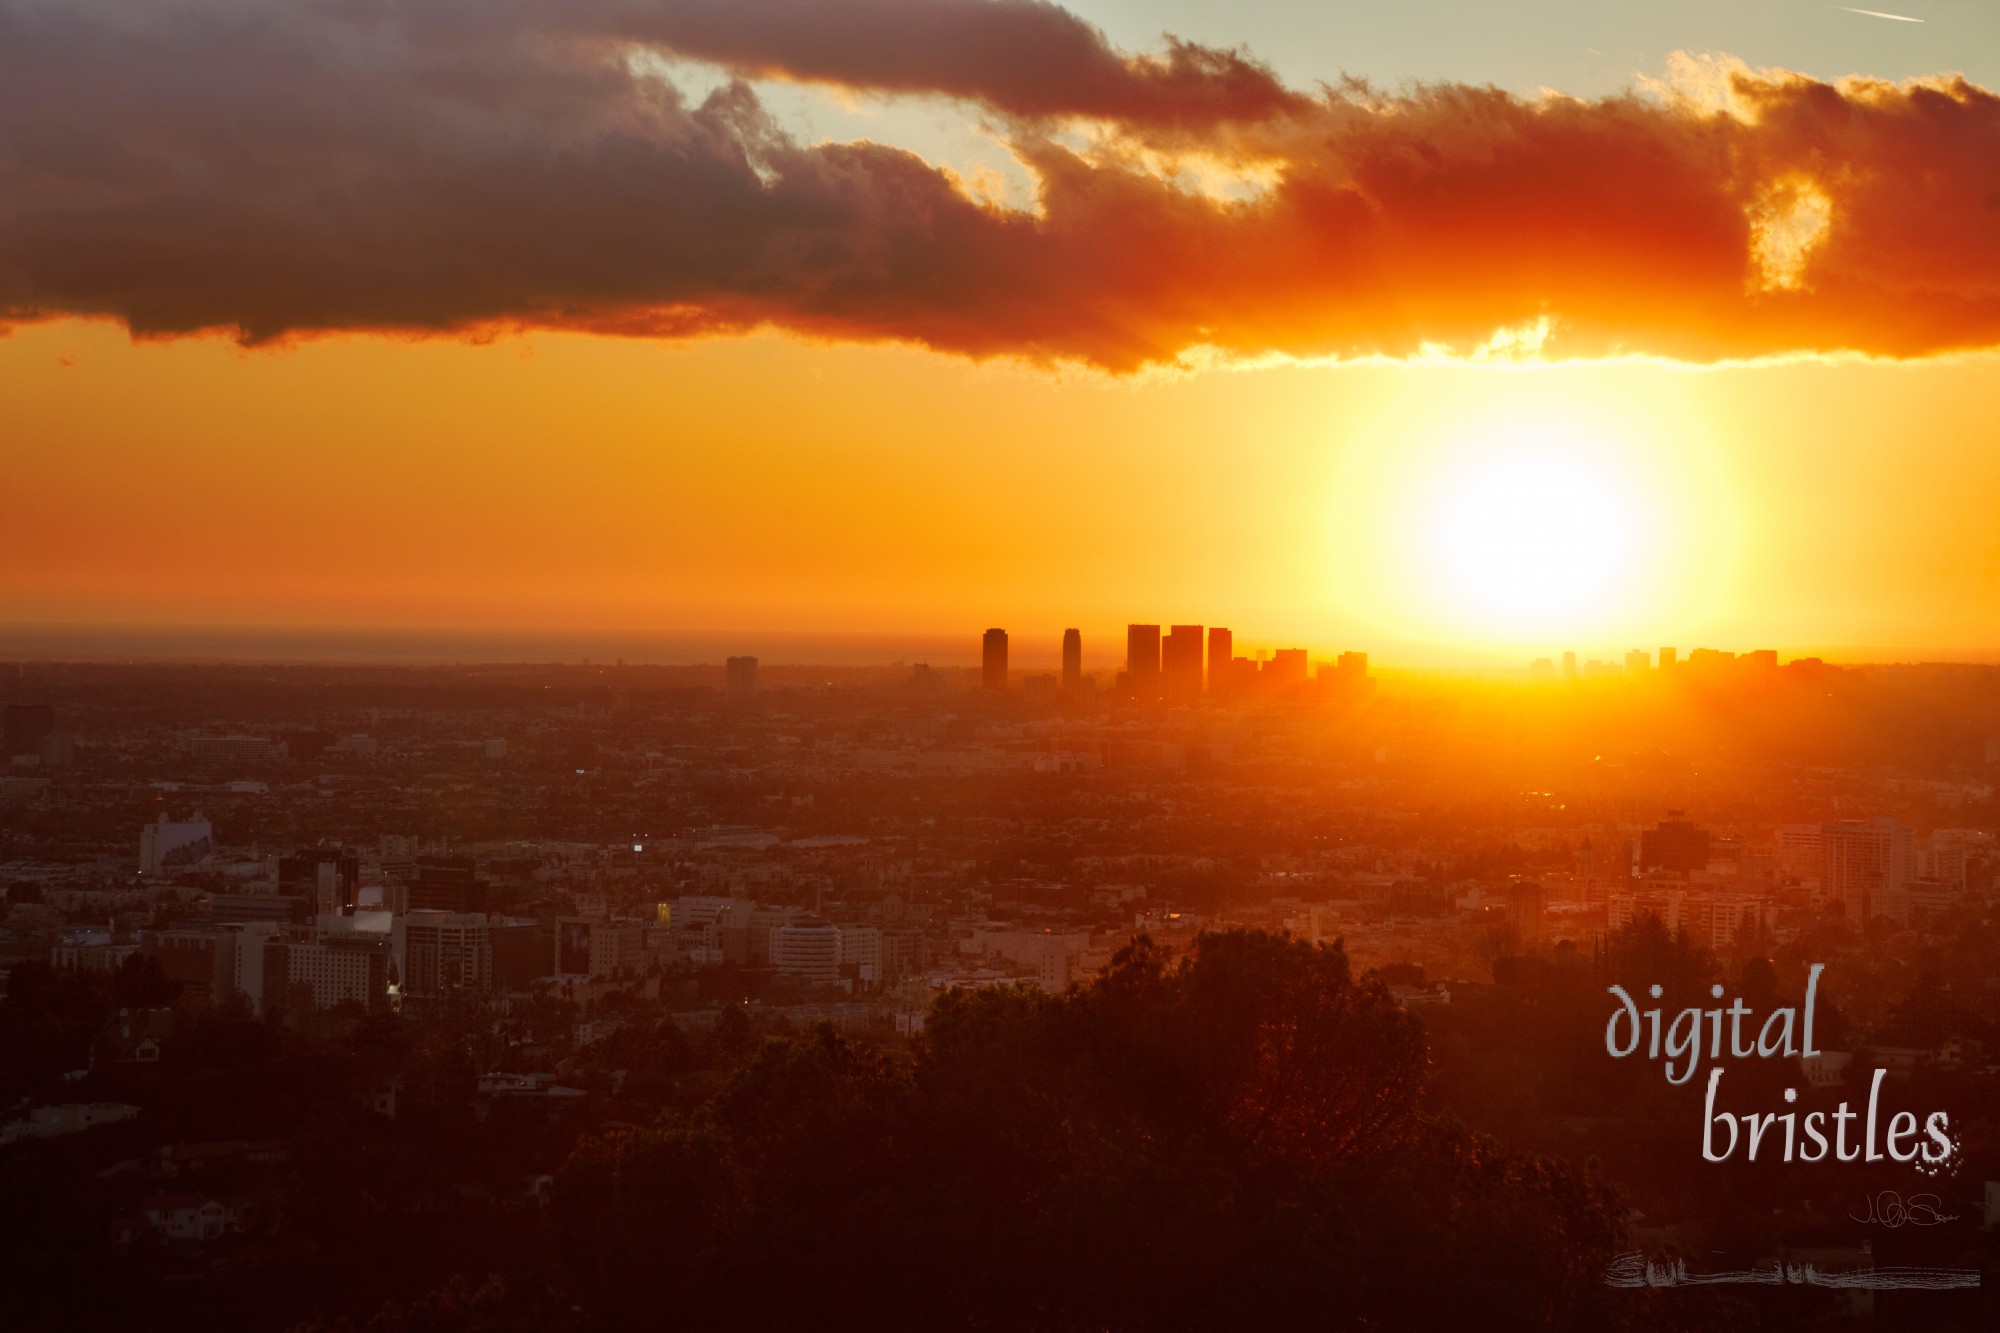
top-left (532, 930), bottom-right (1655, 1331)
top-left (111, 952), bottom-right (180, 1008)
top-left (1607, 912), bottom-right (1715, 1003)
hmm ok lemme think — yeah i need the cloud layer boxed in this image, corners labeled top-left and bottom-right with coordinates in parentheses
top-left (2, 0), bottom-right (1997, 369)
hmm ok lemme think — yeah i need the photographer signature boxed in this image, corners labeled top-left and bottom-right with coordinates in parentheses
top-left (1850, 1191), bottom-right (1959, 1228)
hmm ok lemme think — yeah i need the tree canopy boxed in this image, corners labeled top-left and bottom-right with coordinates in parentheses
top-left (541, 929), bottom-right (1644, 1331)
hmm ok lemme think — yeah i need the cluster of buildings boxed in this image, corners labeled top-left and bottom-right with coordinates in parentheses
top-left (978, 624), bottom-right (1371, 704)
top-left (50, 799), bottom-right (1979, 1033)
top-left (1, 651), bottom-right (1997, 1083)
top-left (1517, 812), bottom-right (1981, 954)
top-left (42, 809), bottom-right (1119, 1019)
top-left (1528, 646), bottom-right (1826, 682)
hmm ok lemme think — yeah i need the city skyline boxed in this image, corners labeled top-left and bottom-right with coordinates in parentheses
top-left (0, 616), bottom-right (1911, 677)
top-left (4, 2), bottom-right (1996, 1326)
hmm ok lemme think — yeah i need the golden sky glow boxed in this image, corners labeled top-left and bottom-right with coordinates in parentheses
top-left (5, 317), bottom-right (1998, 667)
top-left (3, 2), bottom-right (1998, 667)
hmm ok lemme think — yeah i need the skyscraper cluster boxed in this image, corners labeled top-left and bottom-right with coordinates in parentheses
top-left (1529, 646), bottom-right (1794, 682)
top-left (975, 625), bottom-right (1369, 702)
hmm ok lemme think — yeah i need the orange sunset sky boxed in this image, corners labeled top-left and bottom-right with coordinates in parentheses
top-left (3, 0), bottom-right (1998, 667)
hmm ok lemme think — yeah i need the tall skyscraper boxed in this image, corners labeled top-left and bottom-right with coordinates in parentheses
top-left (1207, 628), bottom-right (1233, 697)
top-left (1658, 647), bottom-right (1678, 669)
top-left (1126, 624), bottom-right (1161, 696)
top-left (982, 628), bottom-right (1009, 690)
top-left (725, 655), bottom-right (758, 698)
top-left (1625, 649), bottom-right (1650, 674)
top-left (1163, 625), bottom-right (1204, 702)
top-left (1562, 651), bottom-right (1578, 680)
top-left (1061, 629), bottom-right (1082, 690)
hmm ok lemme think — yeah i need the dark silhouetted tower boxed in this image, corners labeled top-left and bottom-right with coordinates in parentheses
top-left (1266, 649), bottom-right (1309, 689)
top-left (1639, 814), bottom-right (1711, 873)
top-left (1206, 628), bottom-right (1233, 698)
top-left (1126, 624), bottom-right (1161, 697)
top-left (1061, 629), bottom-right (1082, 689)
top-left (1163, 625), bottom-right (1203, 702)
top-left (982, 628), bottom-right (1008, 690)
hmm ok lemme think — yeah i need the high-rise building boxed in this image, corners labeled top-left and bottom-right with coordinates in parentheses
top-left (393, 911), bottom-right (494, 999)
top-left (1229, 657), bottom-right (1261, 695)
top-left (1266, 649), bottom-right (1309, 689)
top-left (554, 918), bottom-right (645, 979)
top-left (1916, 840), bottom-right (1968, 893)
top-left (1207, 628), bottom-right (1233, 697)
top-left (836, 923), bottom-right (884, 985)
top-left (1639, 814), bottom-right (1709, 872)
top-left (1061, 629), bottom-right (1082, 690)
top-left (491, 920), bottom-right (555, 989)
top-left (284, 935), bottom-right (392, 1016)
top-left (408, 855), bottom-right (481, 914)
top-left (1625, 649), bottom-right (1650, 674)
top-left (1162, 625), bottom-right (1203, 702)
top-left (1821, 818), bottom-right (1913, 924)
top-left (769, 916), bottom-right (842, 982)
top-left (982, 628), bottom-right (1009, 690)
top-left (1126, 625), bottom-right (1162, 696)
top-left (725, 655), bottom-right (758, 698)
top-left (1562, 651), bottom-right (1578, 680)
top-left (1323, 651), bottom-right (1370, 698)
top-left (4, 704), bottom-right (53, 757)
top-left (1658, 647), bottom-right (1678, 669)
top-left (280, 850), bottom-right (360, 914)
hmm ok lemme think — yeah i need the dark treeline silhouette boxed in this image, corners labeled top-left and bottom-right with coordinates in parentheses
top-left (13, 927), bottom-right (1989, 1330)
top-left (294, 931), bottom-right (1677, 1332)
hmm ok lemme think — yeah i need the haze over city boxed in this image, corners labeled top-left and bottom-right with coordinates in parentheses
top-left (3, 0), bottom-right (1998, 1330)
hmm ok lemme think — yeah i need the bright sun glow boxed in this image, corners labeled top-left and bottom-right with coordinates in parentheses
top-left (1431, 451), bottom-right (1635, 625)
top-left (1324, 372), bottom-right (1736, 658)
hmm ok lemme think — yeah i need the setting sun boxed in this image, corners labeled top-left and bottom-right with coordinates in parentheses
top-left (1428, 444), bottom-right (1640, 632)
top-left (4, 0), bottom-right (2000, 1323)
top-left (1321, 373), bottom-right (1741, 658)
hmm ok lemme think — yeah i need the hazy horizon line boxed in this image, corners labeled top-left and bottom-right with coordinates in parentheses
top-left (3, 620), bottom-right (1997, 674)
